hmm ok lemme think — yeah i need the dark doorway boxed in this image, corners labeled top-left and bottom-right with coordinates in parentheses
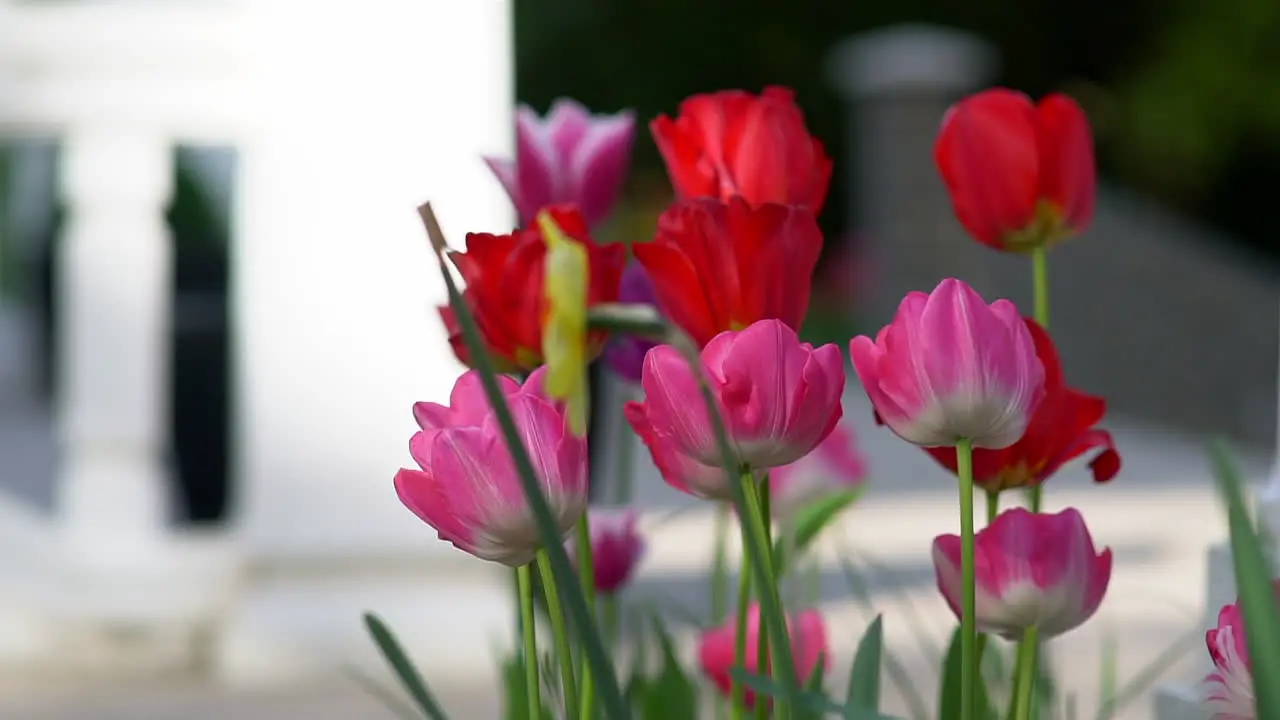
top-left (32, 146), bottom-right (234, 526)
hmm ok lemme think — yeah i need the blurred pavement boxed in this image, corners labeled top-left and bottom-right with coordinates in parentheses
top-left (0, 386), bottom-right (1260, 719)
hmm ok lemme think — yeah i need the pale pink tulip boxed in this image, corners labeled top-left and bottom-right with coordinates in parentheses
top-left (769, 420), bottom-right (867, 521)
top-left (484, 99), bottom-right (635, 228)
top-left (698, 603), bottom-right (828, 708)
top-left (625, 320), bottom-right (844, 485)
top-left (394, 367), bottom-right (588, 567)
top-left (850, 278), bottom-right (1045, 449)
top-left (1201, 581), bottom-right (1280, 719)
top-left (568, 508), bottom-right (646, 595)
top-left (933, 507), bottom-right (1111, 640)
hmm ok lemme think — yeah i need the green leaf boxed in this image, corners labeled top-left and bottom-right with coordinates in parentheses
top-left (728, 666), bottom-right (902, 720)
top-left (728, 667), bottom-right (841, 716)
top-left (501, 652), bottom-right (553, 720)
top-left (420, 204), bottom-right (629, 719)
top-left (836, 556), bottom-right (931, 720)
top-left (1097, 633), bottom-right (1118, 717)
top-left (1211, 439), bottom-right (1280, 720)
top-left (845, 615), bottom-right (884, 712)
top-left (639, 616), bottom-right (697, 720)
top-left (793, 655), bottom-right (829, 720)
top-left (361, 612), bottom-right (449, 720)
top-left (806, 653), bottom-right (828, 692)
top-left (1033, 651), bottom-right (1057, 720)
top-left (938, 626), bottom-right (997, 720)
top-left (774, 489), bottom-right (864, 573)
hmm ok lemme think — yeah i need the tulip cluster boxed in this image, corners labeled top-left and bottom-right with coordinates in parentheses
top-left (383, 84), bottom-right (1134, 720)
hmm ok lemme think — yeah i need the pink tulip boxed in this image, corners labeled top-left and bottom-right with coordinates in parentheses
top-left (850, 278), bottom-right (1045, 449)
top-left (932, 507), bottom-right (1111, 640)
top-left (1201, 580), bottom-right (1280, 719)
top-left (769, 420), bottom-right (867, 521)
top-left (625, 319), bottom-right (845, 486)
top-left (698, 603), bottom-right (828, 708)
top-left (484, 99), bottom-right (635, 228)
top-left (394, 367), bottom-right (588, 567)
top-left (568, 508), bottom-right (646, 595)
top-left (627, 412), bottom-right (738, 499)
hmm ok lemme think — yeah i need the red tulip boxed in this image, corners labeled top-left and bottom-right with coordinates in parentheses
top-left (651, 86), bottom-right (832, 213)
top-left (922, 318), bottom-right (1120, 492)
top-left (437, 205), bottom-right (626, 372)
top-left (633, 197), bottom-right (823, 348)
top-left (934, 88), bottom-right (1095, 251)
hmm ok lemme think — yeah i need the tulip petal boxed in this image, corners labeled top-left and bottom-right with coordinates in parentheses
top-left (545, 98), bottom-right (593, 160)
top-left (1036, 94), bottom-right (1096, 233)
top-left (625, 401), bottom-right (731, 499)
top-left (515, 105), bottom-right (560, 221)
top-left (638, 344), bottom-right (721, 465)
top-left (933, 507), bottom-right (1111, 640)
top-left (394, 466), bottom-right (476, 553)
top-left (568, 110), bottom-right (635, 227)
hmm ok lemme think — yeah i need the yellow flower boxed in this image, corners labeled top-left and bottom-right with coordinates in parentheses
top-left (537, 210), bottom-right (590, 437)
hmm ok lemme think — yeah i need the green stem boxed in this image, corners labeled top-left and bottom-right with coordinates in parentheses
top-left (517, 564), bottom-right (542, 718)
top-left (741, 471), bottom-right (792, 720)
top-left (782, 521), bottom-right (799, 609)
top-left (602, 596), bottom-right (620, 654)
top-left (712, 503), bottom-right (731, 624)
top-left (613, 384), bottom-right (638, 505)
top-left (576, 518), bottom-right (597, 720)
top-left (428, 203), bottom-right (628, 717)
top-left (1029, 246), bottom-right (1049, 514)
top-left (732, 521), bottom-right (752, 720)
top-left (1029, 243), bottom-right (1049, 327)
top-left (956, 438), bottom-right (977, 720)
top-left (718, 502), bottom-right (736, 720)
top-left (1013, 626), bottom-right (1040, 720)
top-left (536, 553), bottom-right (578, 718)
top-left (754, 478), bottom-right (772, 720)
top-left (975, 493), bottom-right (999, 673)
top-left (1005, 660), bottom-right (1023, 720)
top-left (669, 332), bottom-right (798, 714)
top-left (1026, 247), bottom-right (1050, 699)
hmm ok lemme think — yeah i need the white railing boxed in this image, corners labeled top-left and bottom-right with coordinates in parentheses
top-left (0, 0), bottom-right (516, 685)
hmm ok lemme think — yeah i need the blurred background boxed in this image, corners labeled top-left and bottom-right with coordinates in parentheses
top-left (0, 0), bottom-right (1275, 717)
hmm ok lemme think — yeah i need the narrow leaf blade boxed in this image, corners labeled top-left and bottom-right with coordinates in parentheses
top-left (362, 612), bottom-right (449, 720)
top-left (1210, 439), bottom-right (1280, 720)
top-left (845, 615), bottom-right (884, 712)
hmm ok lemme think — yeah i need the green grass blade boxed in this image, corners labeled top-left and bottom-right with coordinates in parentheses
top-left (419, 203), bottom-right (629, 719)
top-left (845, 615), bottom-right (884, 712)
top-left (1210, 438), bottom-right (1280, 719)
top-left (362, 612), bottom-right (449, 719)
